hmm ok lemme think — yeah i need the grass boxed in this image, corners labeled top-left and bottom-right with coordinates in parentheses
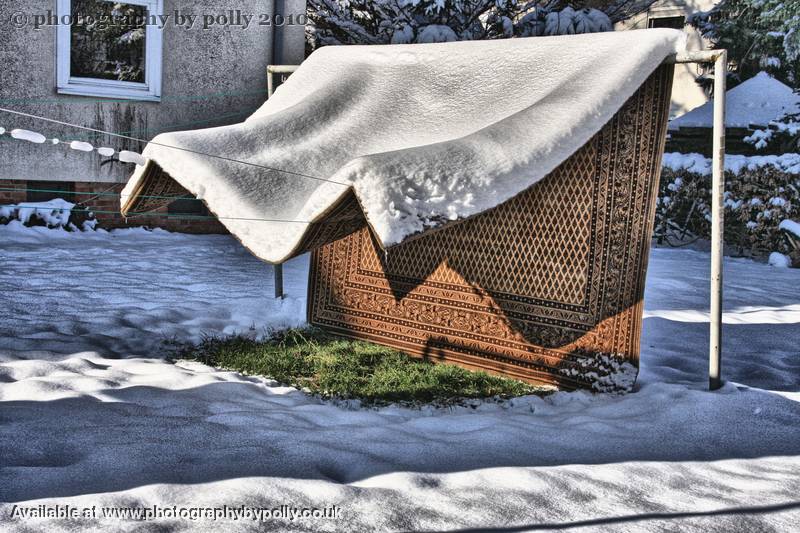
top-left (178, 328), bottom-right (550, 406)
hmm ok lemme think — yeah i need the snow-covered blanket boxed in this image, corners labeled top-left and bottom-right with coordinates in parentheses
top-left (122, 29), bottom-right (685, 263)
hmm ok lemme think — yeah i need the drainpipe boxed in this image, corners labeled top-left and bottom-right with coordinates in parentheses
top-left (271, 0), bottom-right (280, 65)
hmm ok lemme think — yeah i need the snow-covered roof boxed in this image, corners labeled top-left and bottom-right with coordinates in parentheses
top-left (122, 29), bottom-right (685, 263)
top-left (669, 71), bottom-right (800, 131)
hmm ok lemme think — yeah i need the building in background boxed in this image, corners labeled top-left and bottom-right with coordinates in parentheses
top-left (0, 0), bottom-right (306, 232)
top-left (618, 0), bottom-right (718, 119)
top-left (667, 71), bottom-right (800, 155)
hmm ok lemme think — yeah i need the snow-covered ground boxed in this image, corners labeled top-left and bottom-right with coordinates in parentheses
top-left (1, 224), bottom-right (798, 532)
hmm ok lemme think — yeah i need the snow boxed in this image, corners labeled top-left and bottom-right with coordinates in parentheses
top-left (662, 151), bottom-right (800, 175)
top-left (545, 8), bottom-right (575, 36)
top-left (574, 8), bottom-right (612, 34)
top-left (390, 25), bottom-right (414, 44)
top-left (769, 252), bottom-right (792, 268)
top-left (69, 141), bottom-right (94, 153)
top-left (744, 127), bottom-right (772, 149)
top-left (669, 71), bottom-right (800, 130)
top-left (780, 218), bottom-right (800, 238)
top-left (1, 199), bottom-right (76, 229)
top-left (0, 226), bottom-right (307, 357)
top-left (415, 24), bottom-right (458, 43)
top-left (1, 226), bottom-right (799, 531)
top-left (97, 147), bottom-right (115, 157)
top-left (118, 150), bottom-right (147, 166)
top-left (122, 29), bottom-right (686, 263)
top-left (540, 7), bottom-right (611, 36)
top-left (10, 129), bottom-right (46, 144)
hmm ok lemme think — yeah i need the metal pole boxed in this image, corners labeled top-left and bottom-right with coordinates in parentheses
top-left (267, 65), bottom-right (299, 99)
top-left (265, 65), bottom-right (298, 301)
top-left (709, 50), bottom-right (727, 391)
top-left (668, 50), bottom-right (727, 390)
top-left (274, 263), bottom-right (284, 300)
top-left (267, 73), bottom-right (274, 100)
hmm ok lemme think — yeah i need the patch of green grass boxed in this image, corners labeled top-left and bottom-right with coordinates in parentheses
top-left (179, 328), bottom-right (549, 406)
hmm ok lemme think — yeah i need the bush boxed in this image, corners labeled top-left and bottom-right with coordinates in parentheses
top-left (655, 154), bottom-right (800, 262)
top-left (305, 0), bottom-right (633, 51)
top-left (0, 199), bottom-right (97, 231)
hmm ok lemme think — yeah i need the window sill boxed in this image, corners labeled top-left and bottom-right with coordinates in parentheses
top-left (57, 85), bottom-right (161, 103)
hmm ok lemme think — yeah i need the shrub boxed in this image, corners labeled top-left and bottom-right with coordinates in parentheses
top-left (655, 153), bottom-right (800, 261)
top-left (0, 199), bottom-right (97, 231)
top-left (304, 0), bottom-right (651, 51)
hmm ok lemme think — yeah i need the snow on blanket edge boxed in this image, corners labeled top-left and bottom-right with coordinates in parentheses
top-left (121, 29), bottom-right (686, 263)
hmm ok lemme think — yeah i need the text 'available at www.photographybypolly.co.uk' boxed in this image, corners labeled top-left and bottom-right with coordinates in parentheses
top-left (8, 503), bottom-right (343, 522)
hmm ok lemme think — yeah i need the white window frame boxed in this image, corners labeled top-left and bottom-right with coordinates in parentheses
top-left (56, 0), bottom-right (163, 102)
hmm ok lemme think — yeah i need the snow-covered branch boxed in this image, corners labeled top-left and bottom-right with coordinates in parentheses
top-left (305, 0), bottom-right (630, 50)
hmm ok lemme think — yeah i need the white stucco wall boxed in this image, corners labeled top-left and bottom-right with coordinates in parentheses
top-left (0, 0), bottom-right (308, 183)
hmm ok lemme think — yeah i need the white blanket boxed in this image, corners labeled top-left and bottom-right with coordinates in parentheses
top-left (122, 29), bottom-right (686, 263)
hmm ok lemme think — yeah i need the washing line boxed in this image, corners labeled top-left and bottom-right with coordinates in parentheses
top-left (0, 106), bottom-right (351, 187)
top-left (0, 108), bottom-right (251, 145)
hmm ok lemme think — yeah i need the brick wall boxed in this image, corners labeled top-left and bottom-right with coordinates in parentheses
top-left (0, 180), bottom-right (27, 204)
top-left (2, 180), bottom-right (228, 235)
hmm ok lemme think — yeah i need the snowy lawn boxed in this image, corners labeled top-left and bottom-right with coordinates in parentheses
top-left (1, 223), bottom-right (799, 532)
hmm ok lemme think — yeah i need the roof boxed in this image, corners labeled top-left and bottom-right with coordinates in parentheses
top-left (669, 71), bottom-right (800, 131)
top-left (122, 29), bottom-right (686, 264)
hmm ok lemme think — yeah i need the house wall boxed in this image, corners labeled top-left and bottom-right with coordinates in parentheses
top-left (0, 0), bottom-right (307, 231)
top-left (617, 0), bottom-right (719, 119)
top-left (0, 179), bottom-right (228, 232)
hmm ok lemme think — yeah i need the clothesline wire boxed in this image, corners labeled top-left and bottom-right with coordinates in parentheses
top-left (0, 110), bottom-right (253, 142)
top-left (0, 107), bottom-right (352, 187)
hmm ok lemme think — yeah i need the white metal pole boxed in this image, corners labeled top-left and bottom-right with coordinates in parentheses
top-left (669, 50), bottom-right (728, 389)
top-left (265, 66), bottom-right (298, 300)
top-left (709, 50), bottom-right (727, 390)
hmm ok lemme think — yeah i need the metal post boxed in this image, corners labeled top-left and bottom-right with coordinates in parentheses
top-left (670, 50), bottom-right (727, 390)
top-left (670, 51), bottom-right (728, 389)
top-left (274, 263), bottom-right (284, 300)
top-left (709, 51), bottom-right (727, 391)
top-left (266, 65), bottom-right (298, 301)
top-left (267, 65), bottom-right (300, 99)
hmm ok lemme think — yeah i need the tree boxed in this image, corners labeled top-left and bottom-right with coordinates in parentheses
top-left (306, 0), bottom-right (657, 51)
top-left (692, 0), bottom-right (800, 152)
top-left (690, 0), bottom-right (800, 89)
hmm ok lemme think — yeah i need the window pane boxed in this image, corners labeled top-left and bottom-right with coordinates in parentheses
top-left (648, 16), bottom-right (685, 30)
top-left (70, 1), bottom-right (147, 83)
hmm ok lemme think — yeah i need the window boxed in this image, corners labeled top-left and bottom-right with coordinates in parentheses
top-left (648, 16), bottom-right (685, 30)
top-left (57, 0), bottom-right (163, 101)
